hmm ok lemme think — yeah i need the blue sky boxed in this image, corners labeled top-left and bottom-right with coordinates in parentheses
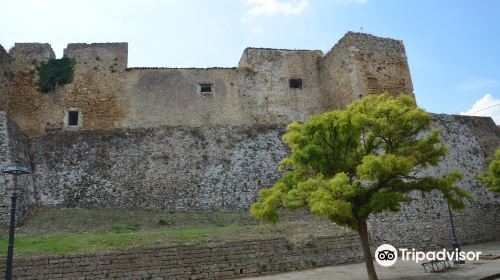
top-left (0, 0), bottom-right (499, 122)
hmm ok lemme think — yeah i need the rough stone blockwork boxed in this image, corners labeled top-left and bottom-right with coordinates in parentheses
top-left (0, 112), bottom-right (35, 225)
top-left (319, 33), bottom-right (414, 109)
top-left (369, 114), bottom-right (500, 247)
top-left (0, 235), bottom-right (363, 280)
top-left (0, 45), bottom-right (10, 111)
top-left (1, 32), bottom-right (416, 137)
top-left (29, 114), bottom-right (500, 247)
top-left (0, 31), bottom-right (499, 279)
top-left (31, 124), bottom-right (288, 211)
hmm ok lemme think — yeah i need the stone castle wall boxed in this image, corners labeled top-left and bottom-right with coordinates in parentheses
top-left (7, 43), bottom-right (55, 136)
top-left (31, 124), bottom-right (287, 211)
top-left (320, 33), bottom-right (414, 109)
top-left (0, 235), bottom-right (363, 280)
top-left (26, 113), bottom-right (500, 246)
top-left (0, 45), bottom-right (10, 112)
top-left (122, 49), bottom-right (327, 130)
top-left (369, 114), bottom-right (500, 248)
top-left (6, 43), bottom-right (128, 136)
top-left (0, 112), bottom-right (36, 225)
top-left (0, 32), bottom-right (498, 249)
top-left (0, 32), bottom-right (414, 137)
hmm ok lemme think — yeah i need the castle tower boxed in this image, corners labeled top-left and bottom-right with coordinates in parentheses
top-left (320, 32), bottom-right (414, 108)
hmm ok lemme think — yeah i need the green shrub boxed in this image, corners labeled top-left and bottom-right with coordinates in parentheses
top-left (37, 57), bottom-right (76, 92)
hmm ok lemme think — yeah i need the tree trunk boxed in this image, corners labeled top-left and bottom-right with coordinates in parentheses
top-left (358, 219), bottom-right (378, 280)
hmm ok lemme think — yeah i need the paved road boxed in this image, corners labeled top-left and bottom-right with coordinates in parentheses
top-left (246, 241), bottom-right (500, 280)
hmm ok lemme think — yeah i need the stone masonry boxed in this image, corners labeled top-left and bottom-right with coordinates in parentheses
top-left (0, 31), bottom-right (421, 225)
top-left (30, 124), bottom-right (288, 211)
top-left (0, 112), bottom-right (35, 225)
top-left (0, 32), bottom-right (498, 279)
top-left (0, 32), bottom-right (413, 137)
top-left (369, 114), bottom-right (500, 248)
top-left (24, 114), bottom-right (500, 247)
top-left (0, 32), bottom-right (498, 242)
top-left (0, 235), bottom-right (363, 280)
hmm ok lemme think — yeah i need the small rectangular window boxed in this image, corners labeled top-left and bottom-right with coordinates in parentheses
top-left (200, 84), bottom-right (212, 93)
top-left (289, 78), bottom-right (303, 89)
top-left (199, 83), bottom-right (213, 97)
top-left (68, 111), bottom-right (79, 126)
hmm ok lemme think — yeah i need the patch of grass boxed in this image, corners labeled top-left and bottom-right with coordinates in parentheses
top-left (0, 225), bottom-right (271, 256)
top-left (0, 208), bottom-right (352, 257)
top-left (112, 223), bottom-right (140, 233)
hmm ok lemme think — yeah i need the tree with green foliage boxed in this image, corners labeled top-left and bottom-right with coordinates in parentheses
top-left (477, 149), bottom-right (500, 192)
top-left (37, 57), bottom-right (76, 93)
top-left (250, 93), bottom-right (471, 280)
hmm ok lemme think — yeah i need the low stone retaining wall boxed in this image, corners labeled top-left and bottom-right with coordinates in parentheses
top-left (0, 235), bottom-right (363, 279)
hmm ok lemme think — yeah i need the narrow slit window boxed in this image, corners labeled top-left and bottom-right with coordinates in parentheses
top-left (289, 78), bottom-right (303, 89)
top-left (68, 111), bottom-right (79, 126)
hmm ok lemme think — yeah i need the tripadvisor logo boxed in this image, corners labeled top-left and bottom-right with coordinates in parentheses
top-left (375, 244), bottom-right (482, 267)
top-left (375, 244), bottom-right (398, 267)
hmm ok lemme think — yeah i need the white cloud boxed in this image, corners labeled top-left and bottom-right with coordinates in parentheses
top-left (454, 77), bottom-right (498, 92)
top-left (241, 0), bottom-right (367, 21)
top-left (252, 27), bottom-right (264, 33)
top-left (332, 0), bottom-right (368, 4)
top-left (243, 0), bottom-right (309, 16)
top-left (461, 94), bottom-right (500, 124)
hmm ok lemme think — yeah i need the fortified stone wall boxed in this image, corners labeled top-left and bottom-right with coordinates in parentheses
top-left (344, 33), bottom-right (414, 99)
top-left (60, 43), bottom-right (128, 130)
top-left (0, 32), bottom-right (414, 137)
top-left (31, 124), bottom-right (287, 210)
top-left (122, 67), bottom-right (246, 129)
top-left (1, 32), bottom-right (497, 248)
top-left (122, 49), bottom-right (326, 129)
top-left (27, 114), bottom-right (500, 246)
top-left (64, 43), bottom-right (128, 72)
top-left (369, 114), bottom-right (500, 247)
top-left (236, 48), bottom-right (327, 123)
top-left (454, 115), bottom-right (500, 158)
top-left (5, 43), bottom-right (128, 136)
top-left (0, 45), bottom-right (10, 111)
top-left (320, 32), bottom-right (414, 109)
top-left (7, 43), bottom-right (55, 136)
top-left (0, 235), bottom-right (364, 279)
top-left (0, 113), bottom-right (12, 224)
top-left (0, 112), bottom-right (36, 225)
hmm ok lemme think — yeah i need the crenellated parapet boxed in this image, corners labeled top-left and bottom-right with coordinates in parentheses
top-left (2, 32), bottom-right (415, 137)
top-left (64, 42), bottom-right (128, 72)
top-left (9, 43), bottom-right (55, 73)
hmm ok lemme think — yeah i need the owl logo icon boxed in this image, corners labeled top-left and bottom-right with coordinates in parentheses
top-left (375, 244), bottom-right (398, 267)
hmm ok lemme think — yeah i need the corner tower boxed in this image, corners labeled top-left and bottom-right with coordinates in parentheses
top-left (320, 32), bottom-right (415, 109)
